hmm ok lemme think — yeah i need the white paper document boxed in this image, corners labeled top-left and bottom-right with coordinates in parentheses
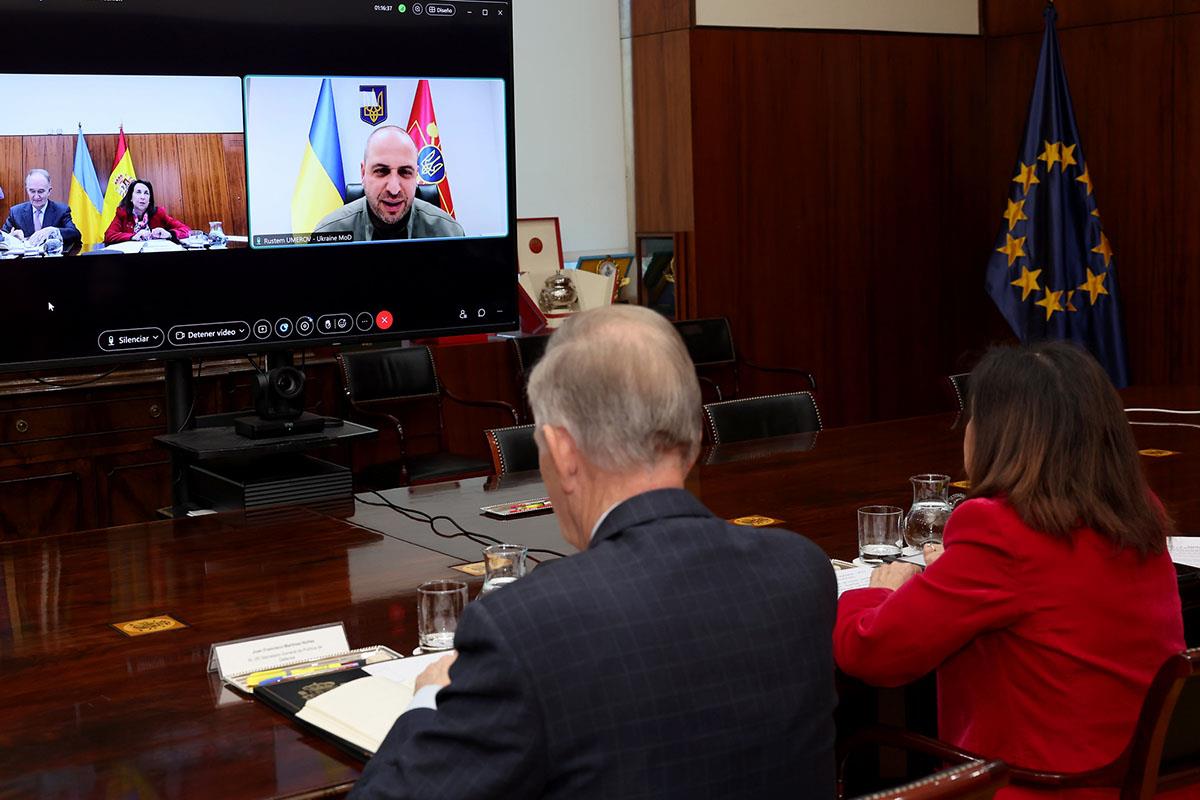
top-left (364, 652), bottom-right (448, 689)
top-left (296, 675), bottom-right (415, 755)
top-left (834, 564), bottom-right (874, 597)
top-left (1168, 536), bottom-right (1200, 569)
top-left (106, 240), bottom-right (183, 254)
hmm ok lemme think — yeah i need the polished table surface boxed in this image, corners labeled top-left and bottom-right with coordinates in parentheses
top-left (355, 386), bottom-right (1200, 563)
top-left (3, 387), bottom-right (1197, 798)
top-left (0, 510), bottom-right (471, 798)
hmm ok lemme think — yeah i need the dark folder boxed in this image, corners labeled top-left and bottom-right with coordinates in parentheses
top-left (254, 667), bottom-right (374, 761)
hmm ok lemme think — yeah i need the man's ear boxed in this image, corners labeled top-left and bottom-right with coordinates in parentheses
top-left (360, 161), bottom-right (367, 181)
top-left (541, 424), bottom-right (579, 492)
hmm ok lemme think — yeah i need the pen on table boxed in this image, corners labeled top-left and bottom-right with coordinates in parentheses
top-left (509, 500), bottom-right (551, 512)
top-left (248, 659), bottom-right (364, 687)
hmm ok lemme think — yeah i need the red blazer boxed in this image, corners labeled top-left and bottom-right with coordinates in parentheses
top-left (103, 207), bottom-right (191, 244)
top-left (835, 497), bottom-right (1185, 800)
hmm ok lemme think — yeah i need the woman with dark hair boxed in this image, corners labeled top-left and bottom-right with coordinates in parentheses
top-left (103, 179), bottom-right (190, 244)
top-left (835, 341), bottom-right (1184, 800)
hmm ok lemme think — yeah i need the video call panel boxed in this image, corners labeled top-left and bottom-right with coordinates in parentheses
top-left (244, 76), bottom-right (508, 249)
top-left (0, 74), bottom-right (245, 258)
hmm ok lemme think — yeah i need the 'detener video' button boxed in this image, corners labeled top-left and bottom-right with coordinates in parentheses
top-left (166, 321), bottom-right (251, 347)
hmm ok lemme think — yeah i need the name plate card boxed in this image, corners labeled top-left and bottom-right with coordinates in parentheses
top-left (209, 622), bottom-right (350, 683)
top-left (1169, 537), bottom-right (1200, 569)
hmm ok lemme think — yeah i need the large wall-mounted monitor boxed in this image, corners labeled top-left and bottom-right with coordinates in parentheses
top-left (0, 0), bottom-right (517, 372)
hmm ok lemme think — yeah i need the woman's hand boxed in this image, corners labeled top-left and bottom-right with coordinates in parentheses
top-left (923, 543), bottom-right (945, 566)
top-left (151, 227), bottom-right (171, 240)
top-left (132, 229), bottom-right (151, 241)
top-left (869, 561), bottom-right (921, 591)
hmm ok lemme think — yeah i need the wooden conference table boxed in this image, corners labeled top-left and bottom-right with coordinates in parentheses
top-left (1, 387), bottom-right (1196, 798)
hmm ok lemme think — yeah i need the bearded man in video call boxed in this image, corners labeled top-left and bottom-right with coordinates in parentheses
top-left (312, 126), bottom-right (463, 242)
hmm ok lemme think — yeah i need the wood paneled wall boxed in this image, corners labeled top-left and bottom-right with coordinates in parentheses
top-left (632, 0), bottom-right (1200, 426)
top-left (0, 133), bottom-right (246, 237)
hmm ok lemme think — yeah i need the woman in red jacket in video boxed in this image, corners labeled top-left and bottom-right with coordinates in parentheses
top-left (835, 341), bottom-right (1185, 800)
top-left (103, 179), bottom-right (190, 244)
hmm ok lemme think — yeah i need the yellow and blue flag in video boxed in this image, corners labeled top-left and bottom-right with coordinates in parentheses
top-left (291, 78), bottom-right (346, 236)
top-left (68, 125), bottom-right (104, 248)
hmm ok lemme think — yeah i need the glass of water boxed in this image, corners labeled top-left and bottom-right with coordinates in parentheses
top-left (417, 580), bottom-right (468, 651)
top-left (481, 544), bottom-right (528, 593)
top-left (858, 505), bottom-right (903, 564)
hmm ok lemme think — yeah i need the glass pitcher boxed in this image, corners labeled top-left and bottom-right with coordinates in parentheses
top-left (481, 543), bottom-right (529, 594)
top-left (903, 473), bottom-right (965, 550)
top-left (207, 221), bottom-right (228, 248)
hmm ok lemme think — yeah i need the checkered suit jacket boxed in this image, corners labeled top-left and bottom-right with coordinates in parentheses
top-left (352, 488), bottom-right (837, 799)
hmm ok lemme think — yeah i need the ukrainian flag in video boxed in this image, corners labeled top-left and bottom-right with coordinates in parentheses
top-left (290, 78), bottom-right (347, 238)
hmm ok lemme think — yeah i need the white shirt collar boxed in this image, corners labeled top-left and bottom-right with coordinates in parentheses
top-left (589, 500), bottom-right (622, 543)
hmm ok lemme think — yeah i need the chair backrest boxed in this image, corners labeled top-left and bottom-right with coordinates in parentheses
top-left (850, 761), bottom-right (1009, 800)
top-left (947, 373), bottom-right (970, 412)
top-left (1121, 648), bottom-right (1200, 800)
top-left (484, 424), bottom-right (538, 476)
top-left (703, 391), bottom-right (822, 445)
top-left (337, 346), bottom-right (440, 404)
top-left (511, 334), bottom-right (552, 380)
top-left (673, 317), bottom-right (736, 367)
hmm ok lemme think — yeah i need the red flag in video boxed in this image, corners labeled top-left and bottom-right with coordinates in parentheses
top-left (406, 80), bottom-right (456, 219)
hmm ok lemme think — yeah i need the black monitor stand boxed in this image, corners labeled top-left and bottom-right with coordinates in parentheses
top-left (158, 354), bottom-right (375, 515)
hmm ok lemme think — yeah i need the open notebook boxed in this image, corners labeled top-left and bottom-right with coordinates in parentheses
top-left (255, 652), bottom-right (447, 759)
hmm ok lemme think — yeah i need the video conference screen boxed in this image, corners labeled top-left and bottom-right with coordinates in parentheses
top-left (0, 0), bottom-right (516, 370)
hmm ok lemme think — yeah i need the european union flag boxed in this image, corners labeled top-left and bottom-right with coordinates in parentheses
top-left (985, 5), bottom-right (1128, 386)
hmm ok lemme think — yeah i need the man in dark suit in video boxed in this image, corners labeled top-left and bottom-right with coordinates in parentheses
top-left (351, 305), bottom-right (837, 800)
top-left (2, 169), bottom-right (81, 250)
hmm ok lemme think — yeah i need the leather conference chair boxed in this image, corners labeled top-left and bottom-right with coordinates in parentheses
top-left (337, 345), bottom-right (519, 488)
top-left (847, 761), bottom-right (1009, 800)
top-left (838, 648), bottom-right (1200, 800)
top-left (344, 182), bottom-right (442, 208)
top-left (507, 333), bottom-right (551, 423)
top-left (947, 372), bottom-right (970, 413)
top-left (702, 391), bottom-right (823, 446)
top-left (673, 317), bottom-right (817, 403)
top-left (484, 424), bottom-right (539, 476)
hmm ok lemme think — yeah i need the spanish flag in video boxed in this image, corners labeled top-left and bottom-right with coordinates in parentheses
top-left (100, 126), bottom-right (137, 232)
top-left (291, 78), bottom-right (347, 236)
top-left (68, 125), bottom-right (105, 248)
top-left (407, 80), bottom-right (456, 218)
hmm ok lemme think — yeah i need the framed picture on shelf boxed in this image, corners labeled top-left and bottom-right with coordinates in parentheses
top-left (516, 217), bottom-right (565, 274)
top-left (514, 218), bottom-right (565, 334)
top-left (576, 254), bottom-right (634, 302)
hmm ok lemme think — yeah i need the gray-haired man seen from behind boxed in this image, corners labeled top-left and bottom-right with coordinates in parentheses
top-left (352, 305), bottom-right (837, 799)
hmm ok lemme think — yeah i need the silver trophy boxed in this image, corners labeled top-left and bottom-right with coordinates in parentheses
top-left (538, 273), bottom-right (580, 314)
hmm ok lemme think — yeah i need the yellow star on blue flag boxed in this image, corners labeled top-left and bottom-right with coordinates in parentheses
top-left (983, 5), bottom-right (1128, 386)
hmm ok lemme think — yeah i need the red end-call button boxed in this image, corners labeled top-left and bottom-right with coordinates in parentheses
top-left (375, 310), bottom-right (394, 330)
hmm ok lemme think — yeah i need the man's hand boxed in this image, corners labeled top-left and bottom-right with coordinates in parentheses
top-left (151, 227), bottom-right (171, 240)
top-left (9, 229), bottom-right (25, 241)
top-left (923, 543), bottom-right (945, 567)
top-left (27, 229), bottom-right (49, 246)
top-left (869, 561), bottom-right (921, 591)
top-left (415, 652), bottom-right (458, 692)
